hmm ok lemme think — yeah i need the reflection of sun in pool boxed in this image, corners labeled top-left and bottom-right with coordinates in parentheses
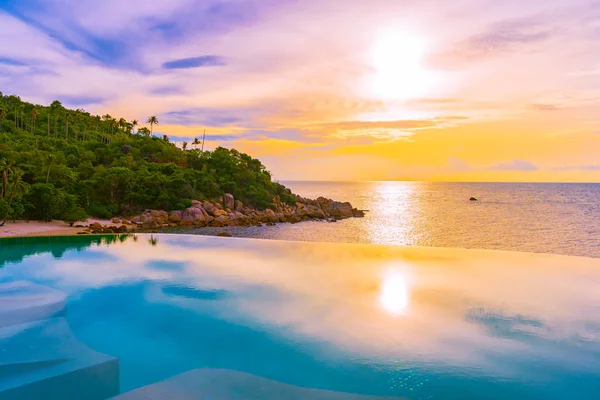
top-left (379, 272), bottom-right (409, 315)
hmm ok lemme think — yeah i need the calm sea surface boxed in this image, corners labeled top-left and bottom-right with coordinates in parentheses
top-left (191, 182), bottom-right (600, 258)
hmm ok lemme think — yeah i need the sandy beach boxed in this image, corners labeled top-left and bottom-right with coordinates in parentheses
top-left (0, 219), bottom-right (114, 238)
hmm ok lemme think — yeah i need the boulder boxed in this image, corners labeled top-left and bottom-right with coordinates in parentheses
top-left (202, 201), bottom-right (214, 214)
top-left (191, 200), bottom-right (203, 208)
top-left (265, 209), bottom-right (279, 223)
top-left (90, 222), bottom-right (102, 231)
top-left (213, 209), bottom-right (228, 218)
top-left (470, 197), bottom-right (478, 201)
top-left (353, 209), bottom-right (366, 218)
top-left (117, 225), bottom-right (129, 233)
top-left (223, 193), bottom-right (235, 210)
top-left (327, 201), bottom-right (354, 218)
top-left (169, 211), bottom-right (182, 223)
top-left (234, 200), bottom-right (244, 211)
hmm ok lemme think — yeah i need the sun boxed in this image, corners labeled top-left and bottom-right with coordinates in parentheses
top-left (369, 30), bottom-right (436, 100)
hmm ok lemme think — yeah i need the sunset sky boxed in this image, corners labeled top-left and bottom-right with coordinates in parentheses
top-left (1, 0), bottom-right (599, 181)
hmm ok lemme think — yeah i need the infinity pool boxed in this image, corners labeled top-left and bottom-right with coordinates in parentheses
top-left (1, 234), bottom-right (599, 399)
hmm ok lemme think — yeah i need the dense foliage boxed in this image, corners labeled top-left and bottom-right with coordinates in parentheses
top-left (0, 92), bottom-right (296, 224)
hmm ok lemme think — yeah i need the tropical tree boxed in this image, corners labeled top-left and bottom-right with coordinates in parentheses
top-left (192, 137), bottom-right (200, 149)
top-left (19, 104), bottom-right (25, 130)
top-left (118, 118), bottom-right (127, 132)
top-left (0, 107), bottom-right (5, 132)
top-left (182, 141), bottom-right (188, 151)
top-left (65, 111), bottom-right (70, 139)
top-left (0, 159), bottom-right (12, 199)
top-left (0, 169), bottom-right (28, 226)
top-left (147, 116), bottom-right (159, 135)
top-left (31, 108), bottom-right (39, 134)
top-left (162, 134), bottom-right (169, 142)
top-left (138, 127), bottom-right (151, 139)
top-left (131, 119), bottom-right (138, 134)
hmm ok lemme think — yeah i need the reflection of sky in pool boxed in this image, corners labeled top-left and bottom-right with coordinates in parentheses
top-left (1, 234), bottom-right (600, 399)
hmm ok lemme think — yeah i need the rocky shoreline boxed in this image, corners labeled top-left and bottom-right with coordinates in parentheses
top-left (82, 193), bottom-right (365, 234)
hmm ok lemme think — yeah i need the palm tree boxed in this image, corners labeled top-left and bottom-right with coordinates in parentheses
top-left (0, 159), bottom-right (12, 199)
top-left (147, 116), bottom-right (159, 135)
top-left (31, 108), bottom-right (39, 134)
top-left (102, 114), bottom-right (112, 135)
top-left (0, 169), bottom-right (28, 227)
top-left (138, 127), bottom-right (151, 139)
top-left (131, 119), bottom-right (138, 135)
top-left (192, 137), bottom-right (200, 149)
top-left (19, 104), bottom-right (25, 130)
top-left (0, 107), bottom-right (5, 132)
top-left (65, 111), bottom-right (70, 139)
top-left (162, 134), bottom-right (169, 142)
top-left (46, 153), bottom-right (54, 184)
top-left (118, 118), bottom-right (127, 132)
top-left (95, 115), bottom-right (101, 135)
top-left (182, 141), bottom-right (188, 151)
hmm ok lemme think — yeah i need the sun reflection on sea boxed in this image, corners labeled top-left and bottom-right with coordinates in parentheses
top-left (367, 181), bottom-right (418, 246)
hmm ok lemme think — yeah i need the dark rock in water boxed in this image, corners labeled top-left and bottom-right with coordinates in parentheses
top-left (470, 197), bottom-right (478, 201)
top-left (217, 232), bottom-right (232, 237)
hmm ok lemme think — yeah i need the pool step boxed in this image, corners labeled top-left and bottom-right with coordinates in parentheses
top-left (0, 281), bottom-right (66, 328)
top-left (113, 369), bottom-right (405, 400)
top-left (0, 281), bottom-right (120, 400)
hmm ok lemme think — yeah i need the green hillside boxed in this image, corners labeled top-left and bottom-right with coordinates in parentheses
top-left (0, 92), bottom-right (295, 225)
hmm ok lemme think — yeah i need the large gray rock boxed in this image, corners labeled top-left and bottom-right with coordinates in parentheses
top-left (223, 193), bottom-right (235, 210)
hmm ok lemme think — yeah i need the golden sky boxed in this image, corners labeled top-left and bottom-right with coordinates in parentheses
top-left (1, 0), bottom-right (599, 181)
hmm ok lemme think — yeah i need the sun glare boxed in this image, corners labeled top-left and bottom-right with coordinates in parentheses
top-left (379, 271), bottom-right (410, 315)
top-left (369, 30), bottom-right (435, 100)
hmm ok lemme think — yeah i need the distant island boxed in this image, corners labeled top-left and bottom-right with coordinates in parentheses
top-left (0, 92), bottom-right (362, 232)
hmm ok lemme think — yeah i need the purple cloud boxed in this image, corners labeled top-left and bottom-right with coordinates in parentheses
top-left (162, 56), bottom-right (226, 69)
top-left (490, 159), bottom-right (538, 171)
top-left (429, 18), bottom-right (555, 69)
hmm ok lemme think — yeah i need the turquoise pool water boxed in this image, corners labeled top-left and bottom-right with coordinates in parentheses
top-left (1, 234), bottom-right (600, 399)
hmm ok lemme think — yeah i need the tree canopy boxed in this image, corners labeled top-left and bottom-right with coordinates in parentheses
top-left (0, 92), bottom-right (296, 223)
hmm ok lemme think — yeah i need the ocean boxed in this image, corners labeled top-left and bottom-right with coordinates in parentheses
top-left (190, 181), bottom-right (600, 258)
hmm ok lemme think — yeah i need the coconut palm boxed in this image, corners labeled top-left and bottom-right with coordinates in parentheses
top-left (31, 108), bottom-right (39, 134)
top-left (138, 127), bottom-right (151, 139)
top-left (182, 141), bottom-right (188, 151)
top-left (192, 137), bottom-right (200, 150)
top-left (147, 116), bottom-right (159, 135)
top-left (65, 111), bottom-right (70, 139)
top-left (0, 159), bottom-right (12, 199)
top-left (46, 153), bottom-right (54, 184)
top-left (131, 119), bottom-right (138, 135)
top-left (118, 118), bottom-right (127, 132)
top-left (0, 169), bottom-right (28, 227)
top-left (0, 107), bottom-right (5, 132)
